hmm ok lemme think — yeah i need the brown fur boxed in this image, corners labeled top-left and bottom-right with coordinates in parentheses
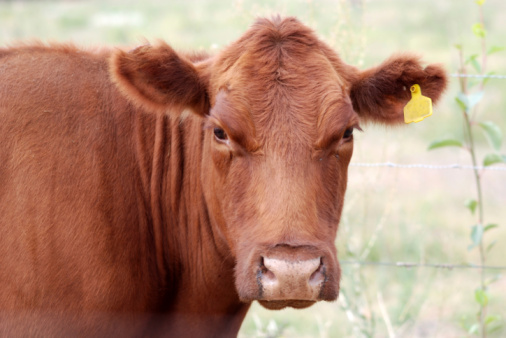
top-left (0, 17), bottom-right (447, 337)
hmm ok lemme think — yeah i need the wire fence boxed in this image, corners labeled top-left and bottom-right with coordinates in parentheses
top-left (346, 73), bottom-right (506, 271)
top-left (340, 260), bottom-right (506, 271)
top-left (349, 73), bottom-right (506, 172)
top-left (451, 73), bottom-right (506, 79)
top-left (350, 162), bottom-right (506, 171)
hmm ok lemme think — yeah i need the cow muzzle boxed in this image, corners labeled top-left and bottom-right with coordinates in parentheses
top-left (260, 255), bottom-right (323, 298)
top-left (237, 244), bottom-right (339, 309)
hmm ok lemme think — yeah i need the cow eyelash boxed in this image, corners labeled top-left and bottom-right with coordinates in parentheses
top-left (343, 127), bottom-right (354, 140)
top-left (331, 126), bottom-right (358, 160)
top-left (213, 127), bottom-right (228, 142)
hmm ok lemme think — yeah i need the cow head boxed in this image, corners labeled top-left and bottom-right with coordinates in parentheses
top-left (110, 17), bottom-right (447, 310)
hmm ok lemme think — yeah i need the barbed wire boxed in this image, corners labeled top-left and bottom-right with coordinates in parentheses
top-left (451, 73), bottom-right (506, 79)
top-left (340, 260), bottom-right (506, 271)
top-left (350, 162), bottom-right (506, 171)
top-left (340, 72), bottom-right (506, 272)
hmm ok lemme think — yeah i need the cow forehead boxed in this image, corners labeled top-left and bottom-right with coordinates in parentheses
top-left (211, 18), bottom-right (348, 98)
top-left (216, 83), bottom-right (351, 153)
top-left (209, 18), bottom-right (353, 150)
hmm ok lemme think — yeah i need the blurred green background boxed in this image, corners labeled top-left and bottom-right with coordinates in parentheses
top-left (1, 0), bottom-right (505, 337)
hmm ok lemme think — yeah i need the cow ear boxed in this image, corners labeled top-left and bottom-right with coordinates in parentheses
top-left (110, 42), bottom-right (209, 115)
top-left (349, 54), bottom-right (447, 124)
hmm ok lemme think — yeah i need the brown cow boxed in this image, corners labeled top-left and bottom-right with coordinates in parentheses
top-left (0, 17), bottom-right (446, 337)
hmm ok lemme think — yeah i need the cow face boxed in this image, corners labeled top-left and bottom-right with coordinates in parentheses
top-left (111, 17), bottom-right (447, 309)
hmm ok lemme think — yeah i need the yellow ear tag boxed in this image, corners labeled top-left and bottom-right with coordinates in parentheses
top-left (403, 84), bottom-right (433, 124)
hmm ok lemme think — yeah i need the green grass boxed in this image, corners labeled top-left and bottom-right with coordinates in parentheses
top-left (1, 0), bottom-right (505, 336)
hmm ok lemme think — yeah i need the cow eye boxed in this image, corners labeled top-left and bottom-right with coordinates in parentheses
top-left (213, 127), bottom-right (228, 141)
top-left (343, 127), bottom-right (354, 140)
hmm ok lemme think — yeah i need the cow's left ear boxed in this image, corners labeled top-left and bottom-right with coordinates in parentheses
top-left (110, 42), bottom-right (210, 115)
top-left (349, 54), bottom-right (447, 124)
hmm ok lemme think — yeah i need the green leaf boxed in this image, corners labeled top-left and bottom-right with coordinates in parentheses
top-left (488, 324), bottom-right (504, 335)
top-left (467, 78), bottom-right (481, 90)
top-left (468, 323), bottom-right (479, 334)
top-left (483, 71), bottom-right (496, 86)
top-left (428, 139), bottom-right (463, 150)
top-left (483, 153), bottom-right (506, 166)
top-left (454, 43), bottom-right (462, 51)
top-left (484, 223), bottom-right (499, 232)
top-left (470, 224), bottom-right (483, 249)
top-left (467, 91), bottom-right (484, 110)
top-left (466, 54), bottom-right (481, 73)
top-left (470, 59), bottom-right (481, 73)
top-left (472, 23), bottom-right (487, 38)
top-left (485, 274), bottom-right (502, 286)
top-left (487, 46), bottom-right (504, 55)
top-left (455, 98), bottom-right (467, 112)
top-left (475, 0), bottom-right (486, 5)
top-left (479, 121), bottom-right (503, 151)
top-left (465, 199), bottom-right (478, 214)
top-left (455, 92), bottom-right (472, 113)
top-left (475, 289), bottom-right (488, 306)
top-left (486, 240), bottom-right (496, 253)
top-left (485, 315), bottom-right (500, 325)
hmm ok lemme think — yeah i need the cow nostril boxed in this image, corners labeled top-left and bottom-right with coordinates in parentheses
top-left (259, 256), bottom-right (276, 282)
top-left (308, 257), bottom-right (325, 286)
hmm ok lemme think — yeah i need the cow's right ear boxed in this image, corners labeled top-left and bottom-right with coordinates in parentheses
top-left (110, 42), bottom-right (210, 115)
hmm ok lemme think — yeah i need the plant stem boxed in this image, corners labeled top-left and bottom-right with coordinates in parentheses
top-left (457, 39), bottom-right (487, 338)
top-left (477, 5), bottom-right (488, 337)
top-left (461, 84), bottom-right (487, 338)
top-left (479, 5), bottom-right (487, 87)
